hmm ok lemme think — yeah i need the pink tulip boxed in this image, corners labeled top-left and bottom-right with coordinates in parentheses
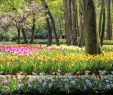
top-left (0, 45), bottom-right (38, 56)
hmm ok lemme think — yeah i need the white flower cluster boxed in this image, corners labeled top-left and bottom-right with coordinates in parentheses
top-left (0, 73), bottom-right (113, 94)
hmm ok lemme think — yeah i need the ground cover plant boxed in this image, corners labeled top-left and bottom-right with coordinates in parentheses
top-left (0, 71), bottom-right (113, 94)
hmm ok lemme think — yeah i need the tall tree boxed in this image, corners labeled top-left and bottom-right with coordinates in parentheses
top-left (63, 0), bottom-right (70, 45)
top-left (42, 0), bottom-right (52, 46)
top-left (28, 0), bottom-right (38, 44)
top-left (70, 0), bottom-right (78, 45)
top-left (21, 28), bottom-right (28, 43)
top-left (100, 0), bottom-right (106, 46)
top-left (98, 0), bottom-right (103, 35)
top-left (83, 0), bottom-right (101, 55)
top-left (63, 0), bottom-right (78, 45)
top-left (106, 0), bottom-right (112, 40)
top-left (30, 13), bottom-right (36, 43)
top-left (78, 0), bottom-right (84, 47)
top-left (42, 0), bottom-right (59, 46)
top-left (17, 26), bottom-right (21, 43)
top-left (45, 1), bottom-right (60, 46)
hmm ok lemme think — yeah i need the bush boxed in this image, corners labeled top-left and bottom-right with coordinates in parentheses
top-left (0, 27), bottom-right (18, 41)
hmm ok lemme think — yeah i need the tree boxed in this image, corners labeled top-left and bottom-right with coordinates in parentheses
top-left (98, 0), bottom-right (103, 35)
top-left (106, 0), bottom-right (112, 40)
top-left (100, 0), bottom-right (106, 46)
top-left (78, 0), bottom-right (85, 47)
top-left (0, 0), bottom-right (31, 43)
top-left (63, 0), bottom-right (70, 45)
top-left (42, 0), bottom-right (52, 46)
top-left (63, 0), bottom-right (78, 45)
top-left (70, 0), bottom-right (78, 45)
top-left (30, 13), bottom-right (36, 43)
top-left (28, 0), bottom-right (38, 43)
top-left (11, 12), bottom-right (30, 44)
top-left (83, 0), bottom-right (101, 55)
top-left (42, 0), bottom-right (60, 46)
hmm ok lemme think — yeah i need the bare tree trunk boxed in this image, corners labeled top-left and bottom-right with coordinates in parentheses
top-left (83, 0), bottom-right (101, 55)
top-left (42, 0), bottom-right (52, 46)
top-left (49, 14), bottom-right (60, 46)
top-left (98, 0), bottom-right (103, 35)
top-left (100, 0), bottom-right (105, 46)
top-left (42, 0), bottom-right (59, 46)
top-left (63, 0), bottom-right (71, 45)
top-left (47, 7), bottom-right (59, 46)
top-left (17, 26), bottom-right (20, 44)
top-left (21, 28), bottom-right (28, 44)
top-left (30, 13), bottom-right (36, 44)
top-left (79, 0), bottom-right (85, 47)
top-left (63, 0), bottom-right (78, 45)
top-left (70, 0), bottom-right (78, 45)
top-left (75, 2), bottom-right (79, 37)
top-left (68, 0), bottom-right (73, 45)
top-left (107, 0), bottom-right (112, 40)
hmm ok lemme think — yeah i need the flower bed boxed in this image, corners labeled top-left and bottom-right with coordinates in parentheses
top-left (0, 72), bottom-right (113, 94)
top-left (0, 45), bottom-right (37, 55)
top-left (0, 45), bottom-right (113, 94)
top-left (0, 45), bottom-right (113, 75)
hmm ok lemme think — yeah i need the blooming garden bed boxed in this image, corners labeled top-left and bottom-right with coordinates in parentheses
top-left (0, 45), bottom-right (113, 75)
top-left (0, 45), bottom-right (113, 94)
top-left (0, 73), bottom-right (113, 95)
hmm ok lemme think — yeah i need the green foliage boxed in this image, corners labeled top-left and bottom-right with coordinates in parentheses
top-left (0, 27), bottom-right (19, 41)
top-left (35, 24), bottom-right (47, 39)
top-left (1, 74), bottom-right (113, 94)
top-left (104, 40), bottom-right (113, 45)
top-left (0, 0), bottom-right (26, 12)
top-left (0, 0), bottom-right (64, 42)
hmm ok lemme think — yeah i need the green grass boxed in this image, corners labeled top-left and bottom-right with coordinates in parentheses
top-left (104, 40), bottom-right (113, 45)
top-left (1, 39), bottom-right (113, 45)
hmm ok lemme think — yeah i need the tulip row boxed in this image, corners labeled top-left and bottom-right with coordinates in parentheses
top-left (0, 45), bottom-right (37, 55)
top-left (0, 45), bottom-right (113, 75)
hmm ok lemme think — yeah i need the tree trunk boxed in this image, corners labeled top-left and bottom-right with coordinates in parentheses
top-left (63, 0), bottom-right (78, 45)
top-left (107, 0), bottom-right (112, 40)
top-left (43, 1), bottom-right (60, 46)
top-left (63, 0), bottom-right (71, 45)
top-left (17, 26), bottom-right (20, 44)
top-left (79, 0), bottom-right (85, 47)
top-left (75, 1), bottom-right (79, 37)
top-left (68, 0), bottom-right (73, 45)
top-left (21, 28), bottom-right (28, 44)
top-left (30, 13), bottom-right (36, 44)
top-left (98, 0), bottom-right (103, 35)
top-left (70, 0), bottom-right (78, 45)
top-left (100, 0), bottom-right (105, 46)
top-left (42, 0), bottom-right (52, 46)
top-left (83, 0), bottom-right (101, 55)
